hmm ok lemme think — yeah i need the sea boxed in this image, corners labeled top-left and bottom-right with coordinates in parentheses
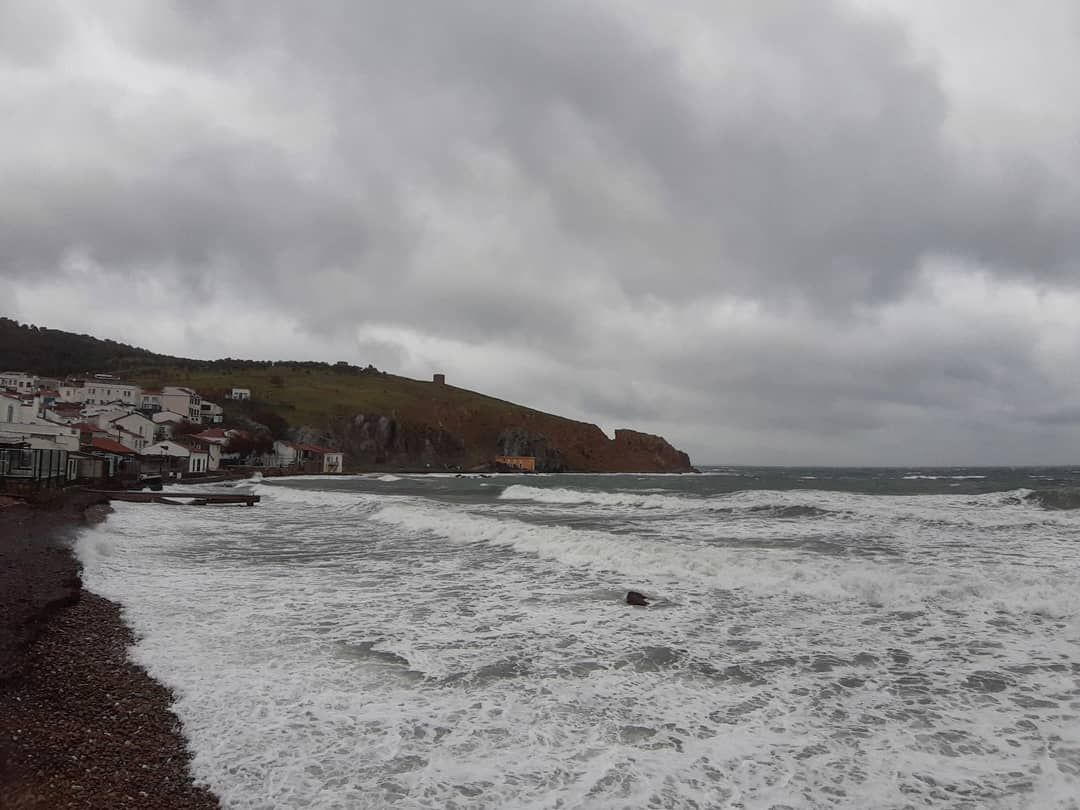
top-left (75, 468), bottom-right (1080, 809)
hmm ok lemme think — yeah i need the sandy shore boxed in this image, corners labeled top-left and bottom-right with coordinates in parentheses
top-left (0, 493), bottom-right (219, 809)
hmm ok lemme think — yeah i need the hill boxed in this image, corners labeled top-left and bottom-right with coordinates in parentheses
top-left (0, 318), bottom-right (694, 472)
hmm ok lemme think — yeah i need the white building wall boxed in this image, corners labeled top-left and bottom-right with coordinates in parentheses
top-left (1, 395), bottom-right (44, 424)
top-left (161, 387), bottom-right (202, 423)
top-left (200, 401), bottom-right (224, 424)
top-left (0, 423), bottom-right (80, 452)
top-left (59, 384), bottom-right (87, 403)
top-left (272, 441), bottom-right (298, 466)
top-left (1, 372), bottom-right (39, 393)
top-left (111, 412), bottom-right (154, 440)
top-left (83, 383), bottom-right (141, 406)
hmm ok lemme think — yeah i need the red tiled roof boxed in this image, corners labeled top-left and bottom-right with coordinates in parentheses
top-left (90, 438), bottom-right (137, 455)
top-left (195, 428), bottom-right (229, 439)
top-left (73, 422), bottom-right (108, 434)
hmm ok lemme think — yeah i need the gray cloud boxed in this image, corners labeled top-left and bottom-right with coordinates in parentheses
top-left (2, 0), bottom-right (1080, 463)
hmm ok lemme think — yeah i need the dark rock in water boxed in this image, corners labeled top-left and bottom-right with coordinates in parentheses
top-left (626, 590), bottom-right (649, 606)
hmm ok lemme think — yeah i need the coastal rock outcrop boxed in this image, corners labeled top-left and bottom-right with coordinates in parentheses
top-left (304, 408), bottom-right (694, 473)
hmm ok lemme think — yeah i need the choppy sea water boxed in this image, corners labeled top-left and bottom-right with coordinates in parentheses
top-left (76, 468), bottom-right (1080, 809)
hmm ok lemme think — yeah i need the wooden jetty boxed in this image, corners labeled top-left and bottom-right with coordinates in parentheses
top-left (87, 490), bottom-right (260, 506)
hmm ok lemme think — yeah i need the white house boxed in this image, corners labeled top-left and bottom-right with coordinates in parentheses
top-left (141, 440), bottom-right (196, 474)
top-left (141, 440), bottom-right (189, 458)
top-left (271, 440), bottom-right (344, 473)
top-left (88, 407), bottom-right (133, 428)
top-left (0, 421), bottom-right (80, 453)
top-left (106, 412), bottom-right (155, 452)
top-left (271, 440), bottom-right (299, 466)
top-left (161, 387), bottom-right (202, 423)
top-left (179, 438), bottom-right (220, 471)
top-left (43, 402), bottom-right (84, 424)
top-left (81, 378), bottom-right (141, 406)
top-left (1, 392), bottom-right (42, 424)
top-left (144, 440), bottom-right (211, 473)
top-left (140, 389), bottom-right (163, 412)
top-left (151, 410), bottom-right (189, 440)
top-left (200, 401), bottom-right (224, 424)
top-left (229, 388), bottom-right (251, 400)
top-left (187, 446), bottom-right (210, 473)
top-left (58, 380), bottom-right (87, 403)
top-left (0, 372), bottom-right (39, 393)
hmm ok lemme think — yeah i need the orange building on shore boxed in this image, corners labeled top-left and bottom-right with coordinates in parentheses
top-left (494, 455), bottom-right (536, 472)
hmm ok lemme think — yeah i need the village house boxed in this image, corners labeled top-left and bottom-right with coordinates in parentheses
top-left (271, 440), bottom-right (343, 473)
top-left (193, 427), bottom-right (231, 445)
top-left (140, 440), bottom-right (200, 475)
top-left (270, 439), bottom-right (298, 467)
top-left (200, 401), bottom-right (224, 424)
top-left (67, 451), bottom-right (107, 483)
top-left (1, 391), bottom-right (42, 424)
top-left (44, 401), bottom-right (84, 424)
top-left (0, 372), bottom-right (39, 393)
top-left (187, 444), bottom-right (210, 474)
top-left (151, 410), bottom-right (189, 440)
top-left (58, 379), bottom-right (86, 402)
top-left (79, 375), bottom-right (141, 407)
top-left (106, 411), bottom-right (155, 452)
top-left (0, 421), bottom-right (81, 454)
top-left (161, 387), bottom-right (202, 423)
top-left (87, 437), bottom-right (141, 480)
top-left (140, 389), bottom-right (163, 412)
top-left (178, 437), bottom-right (221, 471)
top-left (71, 421), bottom-right (112, 445)
top-left (229, 388), bottom-right (251, 400)
top-left (195, 428), bottom-right (253, 465)
top-left (0, 439), bottom-right (69, 490)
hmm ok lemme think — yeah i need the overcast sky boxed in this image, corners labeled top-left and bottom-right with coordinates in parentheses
top-left (3, 1), bottom-right (1080, 465)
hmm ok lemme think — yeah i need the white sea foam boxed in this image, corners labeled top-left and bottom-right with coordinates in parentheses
top-left (76, 478), bottom-right (1080, 808)
top-left (902, 474), bottom-right (988, 480)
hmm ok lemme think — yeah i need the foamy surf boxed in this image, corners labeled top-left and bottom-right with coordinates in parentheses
top-left (76, 471), bottom-right (1080, 808)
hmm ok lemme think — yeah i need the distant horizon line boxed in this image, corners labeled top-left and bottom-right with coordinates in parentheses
top-left (695, 463), bottom-right (1080, 469)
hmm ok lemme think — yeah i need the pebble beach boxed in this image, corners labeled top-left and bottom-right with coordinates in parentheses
top-left (0, 493), bottom-right (218, 809)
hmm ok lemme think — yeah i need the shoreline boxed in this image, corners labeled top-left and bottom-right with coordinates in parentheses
top-left (0, 492), bottom-right (219, 809)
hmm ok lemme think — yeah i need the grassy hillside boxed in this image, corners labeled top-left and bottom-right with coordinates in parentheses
top-left (124, 363), bottom-right (572, 434)
top-left (2, 318), bottom-right (694, 471)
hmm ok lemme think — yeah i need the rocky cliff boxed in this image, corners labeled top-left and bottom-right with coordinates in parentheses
top-left (297, 408), bottom-right (694, 473)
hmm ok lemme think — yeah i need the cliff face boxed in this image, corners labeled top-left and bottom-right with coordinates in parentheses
top-left (298, 407), bottom-right (694, 473)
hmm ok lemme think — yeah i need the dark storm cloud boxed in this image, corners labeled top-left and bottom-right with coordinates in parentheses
top-left (5, 1), bottom-right (1077, 308)
top-left (3, 0), bottom-right (1080, 463)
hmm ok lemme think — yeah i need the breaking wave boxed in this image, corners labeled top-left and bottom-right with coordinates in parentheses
top-left (1023, 488), bottom-right (1080, 510)
top-left (498, 485), bottom-right (843, 518)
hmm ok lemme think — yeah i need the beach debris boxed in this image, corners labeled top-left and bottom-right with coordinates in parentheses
top-left (626, 591), bottom-right (649, 606)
